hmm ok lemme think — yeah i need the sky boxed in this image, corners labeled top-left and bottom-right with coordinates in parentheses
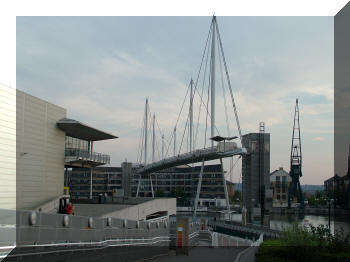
top-left (16, 16), bottom-right (334, 185)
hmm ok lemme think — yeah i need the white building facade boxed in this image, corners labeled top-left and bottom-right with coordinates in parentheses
top-left (1, 84), bottom-right (117, 210)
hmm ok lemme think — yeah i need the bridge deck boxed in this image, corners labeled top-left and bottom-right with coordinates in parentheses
top-left (137, 144), bottom-right (246, 175)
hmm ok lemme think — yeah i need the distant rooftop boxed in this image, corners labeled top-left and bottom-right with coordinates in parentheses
top-left (57, 118), bottom-right (118, 141)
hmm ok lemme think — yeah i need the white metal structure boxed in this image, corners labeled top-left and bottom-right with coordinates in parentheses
top-left (144, 98), bottom-right (148, 164)
top-left (210, 16), bottom-right (216, 147)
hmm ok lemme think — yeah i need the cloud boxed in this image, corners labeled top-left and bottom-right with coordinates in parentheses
top-left (312, 136), bottom-right (326, 141)
top-left (16, 16), bottom-right (333, 183)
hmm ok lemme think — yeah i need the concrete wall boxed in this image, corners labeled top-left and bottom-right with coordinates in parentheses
top-left (16, 89), bottom-right (66, 209)
top-left (121, 162), bottom-right (132, 197)
top-left (2, 209), bottom-right (170, 262)
top-left (0, 84), bottom-right (16, 209)
top-left (102, 198), bottom-right (176, 221)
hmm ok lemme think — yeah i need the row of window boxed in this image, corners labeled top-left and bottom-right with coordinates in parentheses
top-left (65, 136), bottom-right (89, 151)
top-left (275, 176), bottom-right (287, 182)
top-left (276, 194), bottom-right (287, 200)
top-left (70, 185), bottom-right (121, 190)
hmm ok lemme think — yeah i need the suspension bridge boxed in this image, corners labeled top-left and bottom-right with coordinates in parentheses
top-left (134, 16), bottom-right (247, 214)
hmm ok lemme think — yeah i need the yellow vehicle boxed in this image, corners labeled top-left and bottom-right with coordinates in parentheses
top-left (63, 186), bottom-right (70, 195)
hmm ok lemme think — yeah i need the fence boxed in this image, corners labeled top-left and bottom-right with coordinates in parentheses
top-left (208, 220), bottom-right (282, 240)
top-left (65, 148), bottom-right (110, 165)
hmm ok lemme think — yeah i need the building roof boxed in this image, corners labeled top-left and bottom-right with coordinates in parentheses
top-left (324, 174), bottom-right (350, 183)
top-left (57, 118), bottom-right (118, 141)
top-left (270, 167), bottom-right (291, 182)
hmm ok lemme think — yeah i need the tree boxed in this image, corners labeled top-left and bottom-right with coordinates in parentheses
top-left (155, 190), bottom-right (164, 197)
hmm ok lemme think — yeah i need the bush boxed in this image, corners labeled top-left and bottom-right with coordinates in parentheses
top-left (256, 223), bottom-right (350, 262)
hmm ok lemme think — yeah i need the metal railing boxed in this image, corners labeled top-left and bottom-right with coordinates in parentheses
top-left (65, 148), bottom-right (110, 164)
top-left (208, 220), bottom-right (282, 240)
top-left (137, 145), bottom-right (246, 175)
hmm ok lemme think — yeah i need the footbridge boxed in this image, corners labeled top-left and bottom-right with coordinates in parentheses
top-left (137, 142), bottom-right (246, 175)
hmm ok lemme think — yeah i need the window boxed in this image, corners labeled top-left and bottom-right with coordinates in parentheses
top-left (65, 136), bottom-right (89, 151)
top-left (282, 195), bottom-right (286, 200)
top-left (277, 195), bottom-right (280, 200)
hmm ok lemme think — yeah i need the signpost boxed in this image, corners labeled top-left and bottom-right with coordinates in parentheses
top-left (176, 217), bottom-right (189, 255)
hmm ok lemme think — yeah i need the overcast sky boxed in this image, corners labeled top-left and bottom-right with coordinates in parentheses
top-left (16, 16), bottom-right (334, 185)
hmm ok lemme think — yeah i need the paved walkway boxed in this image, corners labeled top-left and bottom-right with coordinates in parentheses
top-left (234, 246), bottom-right (259, 262)
top-left (149, 246), bottom-right (248, 262)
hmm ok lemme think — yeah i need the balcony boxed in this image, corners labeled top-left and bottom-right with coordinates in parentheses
top-left (65, 148), bottom-right (110, 167)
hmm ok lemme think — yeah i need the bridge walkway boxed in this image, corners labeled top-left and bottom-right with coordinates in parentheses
top-left (137, 143), bottom-right (246, 175)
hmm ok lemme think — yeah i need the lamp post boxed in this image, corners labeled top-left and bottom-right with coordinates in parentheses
top-left (328, 198), bottom-right (333, 231)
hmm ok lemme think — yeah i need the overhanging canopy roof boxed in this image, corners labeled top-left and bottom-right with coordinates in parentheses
top-left (57, 118), bottom-right (118, 141)
top-left (210, 136), bottom-right (238, 142)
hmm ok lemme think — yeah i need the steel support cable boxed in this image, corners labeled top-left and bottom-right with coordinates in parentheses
top-left (151, 113), bottom-right (161, 162)
top-left (137, 110), bottom-right (146, 163)
top-left (192, 20), bottom-right (220, 148)
top-left (155, 116), bottom-right (172, 158)
top-left (217, 36), bottom-right (231, 137)
top-left (193, 29), bottom-right (223, 148)
top-left (215, 20), bottom-right (243, 146)
top-left (217, 37), bottom-right (236, 180)
top-left (164, 82), bottom-right (191, 158)
top-left (226, 155), bottom-right (241, 179)
top-left (194, 30), bottom-right (211, 150)
top-left (146, 104), bottom-right (153, 163)
top-left (151, 114), bottom-right (160, 161)
top-left (193, 81), bottom-right (221, 138)
top-left (138, 106), bottom-right (147, 163)
top-left (192, 19), bottom-right (213, 101)
top-left (154, 131), bottom-right (162, 161)
top-left (178, 110), bottom-right (190, 155)
top-left (148, 116), bottom-right (153, 163)
top-left (203, 71), bottom-right (211, 148)
top-left (155, 117), bottom-right (167, 144)
top-left (192, 42), bottom-right (221, 141)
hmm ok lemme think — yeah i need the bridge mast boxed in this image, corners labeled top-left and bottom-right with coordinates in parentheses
top-left (173, 127), bottom-right (176, 156)
top-left (210, 16), bottom-right (216, 147)
top-left (162, 135), bottom-right (164, 159)
top-left (152, 114), bottom-right (155, 162)
top-left (144, 98), bottom-right (148, 164)
top-left (190, 79), bottom-right (194, 152)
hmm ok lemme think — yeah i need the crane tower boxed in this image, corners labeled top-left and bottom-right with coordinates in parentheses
top-left (288, 99), bottom-right (304, 208)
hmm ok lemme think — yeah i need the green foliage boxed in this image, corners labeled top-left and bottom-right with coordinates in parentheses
top-left (234, 191), bottom-right (242, 200)
top-left (256, 223), bottom-right (350, 262)
top-left (306, 190), bottom-right (328, 206)
top-left (155, 190), bottom-right (164, 197)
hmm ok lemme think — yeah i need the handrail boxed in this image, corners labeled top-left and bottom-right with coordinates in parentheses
top-left (65, 148), bottom-right (110, 164)
top-left (137, 145), bottom-right (245, 174)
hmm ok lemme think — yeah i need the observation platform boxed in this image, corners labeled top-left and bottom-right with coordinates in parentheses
top-left (64, 148), bottom-right (110, 167)
top-left (137, 142), bottom-right (247, 175)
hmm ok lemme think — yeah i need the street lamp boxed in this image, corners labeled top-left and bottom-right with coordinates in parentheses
top-left (327, 198), bottom-right (333, 231)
